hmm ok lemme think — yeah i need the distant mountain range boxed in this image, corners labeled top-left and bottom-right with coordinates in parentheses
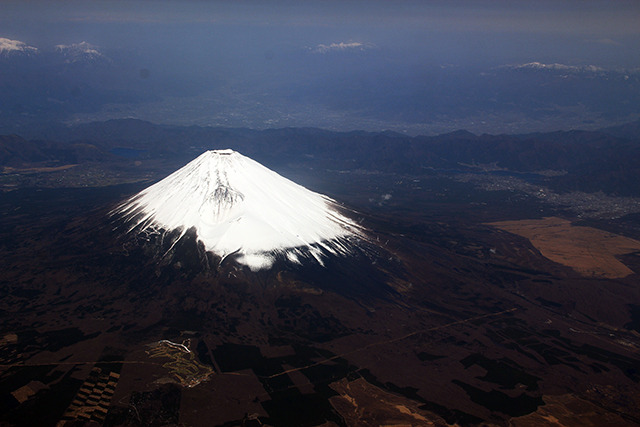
top-left (502, 62), bottom-right (607, 73)
top-left (1, 118), bottom-right (639, 196)
top-left (1, 35), bottom-right (639, 134)
top-left (0, 134), bottom-right (113, 167)
top-left (0, 37), bottom-right (107, 61)
top-left (0, 37), bottom-right (151, 123)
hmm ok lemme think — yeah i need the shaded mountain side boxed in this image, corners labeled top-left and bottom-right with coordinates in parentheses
top-left (600, 118), bottom-right (640, 140)
top-left (1, 118), bottom-right (639, 195)
top-left (0, 134), bottom-right (114, 167)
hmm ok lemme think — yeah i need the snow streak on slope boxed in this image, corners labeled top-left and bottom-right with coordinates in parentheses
top-left (113, 150), bottom-right (363, 270)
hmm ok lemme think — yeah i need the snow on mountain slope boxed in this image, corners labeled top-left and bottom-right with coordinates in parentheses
top-left (55, 42), bottom-right (107, 63)
top-left (112, 150), bottom-right (364, 270)
top-left (0, 38), bottom-right (38, 55)
top-left (506, 62), bottom-right (605, 73)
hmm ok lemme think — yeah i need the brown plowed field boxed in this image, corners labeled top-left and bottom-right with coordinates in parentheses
top-left (488, 217), bottom-right (640, 278)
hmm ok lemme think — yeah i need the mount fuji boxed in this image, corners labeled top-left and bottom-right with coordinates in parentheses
top-left (112, 150), bottom-right (365, 271)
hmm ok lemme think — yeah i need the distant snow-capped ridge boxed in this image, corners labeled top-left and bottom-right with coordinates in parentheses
top-left (55, 42), bottom-right (107, 62)
top-left (0, 37), bottom-right (108, 62)
top-left (311, 41), bottom-right (375, 54)
top-left (0, 38), bottom-right (38, 55)
top-left (112, 150), bottom-right (365, 271)
top-left (506, 62), bottom-right (605, 73)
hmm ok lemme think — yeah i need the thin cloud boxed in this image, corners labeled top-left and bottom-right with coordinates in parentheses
top-left (593, 38), bottom-right (621, 46)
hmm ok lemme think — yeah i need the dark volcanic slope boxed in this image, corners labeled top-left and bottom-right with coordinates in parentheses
top-left (1, 167), bottom-right (640, 426)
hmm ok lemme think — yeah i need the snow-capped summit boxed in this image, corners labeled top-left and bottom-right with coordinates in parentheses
top-left (112, 150), bottom-right (364, 271)
top-left (507, 62), bottom-right (604, 73)
top-left (55, 42), bottom-right (106, 63)
top-left (0, 38), bottom-right (38, 56)
top-left (311, 41), bottom-right (374, 54)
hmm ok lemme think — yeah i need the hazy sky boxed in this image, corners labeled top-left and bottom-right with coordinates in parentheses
top-left (3, 0), bottom-right (639, 67)
top-left (2, 1), bottom-right (639, 134)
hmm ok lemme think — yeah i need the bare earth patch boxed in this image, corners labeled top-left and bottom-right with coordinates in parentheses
top-left (329, 377), bottom-right (450, 427)
top-left (145, 339), bottom-right (214, 388)
top-left (509, 394), bottom-right (635, 426)
top-left (488, 217), bottom-right (640, 278)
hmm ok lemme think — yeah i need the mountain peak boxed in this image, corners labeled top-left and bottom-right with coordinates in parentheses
top-left (506, 62), bottom-right (605, 73)
top-left (113, 150), bottom-right (363, 271)
top-left (0, 37), bottom-right (38, 56)
top-left (55, 41), bottom-right (107, 63)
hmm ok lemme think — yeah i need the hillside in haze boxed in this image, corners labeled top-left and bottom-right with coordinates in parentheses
top-left (3, 119), bottom-right (640, 197)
